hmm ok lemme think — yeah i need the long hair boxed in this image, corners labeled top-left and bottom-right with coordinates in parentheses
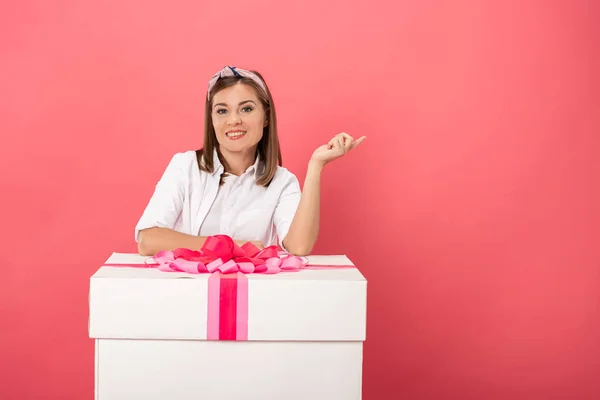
top-left (196, 70), bottom-right (282, 187)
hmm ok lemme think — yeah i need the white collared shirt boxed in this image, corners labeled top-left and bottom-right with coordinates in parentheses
top-left (134, 150), bottom-right (302, 249)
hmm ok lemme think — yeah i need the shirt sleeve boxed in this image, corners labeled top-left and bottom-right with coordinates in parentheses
top-left (134, 153), bottom-right (186, 242)
top-left (273, 173), bottom-right (302, 251)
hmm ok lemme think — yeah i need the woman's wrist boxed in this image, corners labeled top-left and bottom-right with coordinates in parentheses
top-left (308, 158), bottom-right (325, 174)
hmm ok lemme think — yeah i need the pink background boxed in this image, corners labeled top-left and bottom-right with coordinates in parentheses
top-left (1, 1), bottom-right (599, 399)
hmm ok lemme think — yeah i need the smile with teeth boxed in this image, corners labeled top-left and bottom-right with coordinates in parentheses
top-left (226, 130), bottom-right (247, 138)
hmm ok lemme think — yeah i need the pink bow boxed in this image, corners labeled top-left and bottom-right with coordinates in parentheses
top-left (153, 235), bottom-right (308, 274)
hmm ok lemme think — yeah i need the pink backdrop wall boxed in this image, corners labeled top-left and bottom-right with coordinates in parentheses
top-left (1, 1), bottom-right (599, 399)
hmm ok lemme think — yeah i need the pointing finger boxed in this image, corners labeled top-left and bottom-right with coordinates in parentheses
top-left (349, 136), bottom-right (366, 150)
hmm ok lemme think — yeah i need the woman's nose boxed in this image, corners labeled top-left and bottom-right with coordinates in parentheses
top-left (227, 111), bottom-right (242, 125)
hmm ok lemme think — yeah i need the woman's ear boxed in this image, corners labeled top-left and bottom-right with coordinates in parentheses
top-left (264, 118), bottom-right (269, 127)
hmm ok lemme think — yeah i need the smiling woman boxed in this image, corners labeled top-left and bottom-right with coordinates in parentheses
top-left (203, 71), bottom-right (276, 186)
top-left (134, 65), bottom-right (365, 257)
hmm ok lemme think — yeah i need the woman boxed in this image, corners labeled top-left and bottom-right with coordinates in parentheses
top-left (135, 66), bottom-right (365, 256)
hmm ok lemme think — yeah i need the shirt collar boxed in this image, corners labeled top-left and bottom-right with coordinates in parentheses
top-left (211, 148), bottom-right (263, 180)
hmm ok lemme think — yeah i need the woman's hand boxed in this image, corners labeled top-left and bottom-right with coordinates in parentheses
top-left (310, 132), bottom-right (366, 167)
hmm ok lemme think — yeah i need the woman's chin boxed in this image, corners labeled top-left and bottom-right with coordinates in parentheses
top-left (219, 142), bottom-right (258, 155)
top-left (218, 137), bottom-right (260, 152)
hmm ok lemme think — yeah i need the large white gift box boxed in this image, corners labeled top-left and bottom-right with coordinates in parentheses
top-left (88, 252), bottom-right (367, 400)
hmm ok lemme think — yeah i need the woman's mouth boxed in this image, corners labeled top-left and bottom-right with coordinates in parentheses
top-left (226, 130), bottom-right (247, 140)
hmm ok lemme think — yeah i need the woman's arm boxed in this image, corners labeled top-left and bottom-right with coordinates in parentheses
top-left (137, 227), bottom-right (208, 256)
top-left (138, 228), bottom-right (264, 256)
top-left (281, 160), bottom-right (323, 256)
top-left (282, 132), bottom-right (366, 256)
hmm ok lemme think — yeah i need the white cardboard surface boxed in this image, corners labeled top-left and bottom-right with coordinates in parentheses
top-left (96, 339), bottom-right (363, 400)
top-left (89, 252), bottom-right (367, 341)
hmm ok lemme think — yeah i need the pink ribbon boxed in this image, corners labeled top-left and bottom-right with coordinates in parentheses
top-left (150, 235), bottom-right (308, 274)
top-left (207, 272), bottom-right (248, 340)
top-left (103, 235), bottom-right (355, 275)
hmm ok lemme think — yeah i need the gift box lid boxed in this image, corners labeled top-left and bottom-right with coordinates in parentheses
top-left (88, 252), bottom-right (367, 342)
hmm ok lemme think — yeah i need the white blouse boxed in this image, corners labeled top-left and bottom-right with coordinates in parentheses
top-left (134, 149), bottom-right (302, 249)
top-left (198, 173), bottom-right (239, 237)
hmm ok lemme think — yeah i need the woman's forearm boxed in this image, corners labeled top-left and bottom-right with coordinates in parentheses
top-left (137, 228), bottom-right (264, 256)
top-left (137, 227), bottom-right (208, 256)
top-left (283, 160), bottom-right (324, 256)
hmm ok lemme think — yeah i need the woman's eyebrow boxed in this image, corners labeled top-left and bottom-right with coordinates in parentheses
top-left (213, 100), bottom-right (257, 108)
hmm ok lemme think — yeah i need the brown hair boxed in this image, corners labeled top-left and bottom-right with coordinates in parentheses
top-left (196, 70), bottom-right (282, 187)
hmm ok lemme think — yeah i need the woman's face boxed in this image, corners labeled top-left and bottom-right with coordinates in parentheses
top-left (211, 83), bottom-right (267, 157)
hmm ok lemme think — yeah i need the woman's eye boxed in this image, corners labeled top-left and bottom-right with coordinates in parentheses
top-left (216, 109), bottom-right (227, 115)
top-left (242, 107), bottom-right (253, 112)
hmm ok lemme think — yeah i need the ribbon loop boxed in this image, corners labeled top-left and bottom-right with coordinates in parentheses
top-left (152, 235), bottom-right (309, 274)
